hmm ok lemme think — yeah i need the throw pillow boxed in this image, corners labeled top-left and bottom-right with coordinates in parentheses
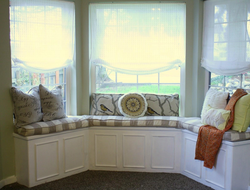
top-left (232, 94), bottom-right (250, 132)
top-left (10, 86), bottom-right (43, 127)
top-left (118, 93), bottom-right (147, 118)
top-left (143, 93), bottom-right (179, 116)
top-left (90, 93), bottom-right (123, 115)
top-left (201, 105), bottom-right (231, 130)
top-left (201, 88), bottom-right (229, 118)
top-left (39, 84), bottom-right (66, 121)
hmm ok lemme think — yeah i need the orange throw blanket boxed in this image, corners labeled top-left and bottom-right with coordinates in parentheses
top-left (195, 89), bottom-right (247, 169)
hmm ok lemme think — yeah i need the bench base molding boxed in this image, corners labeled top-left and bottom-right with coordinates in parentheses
top-left (13, 127), bottom-right (250, 190)
top-left (88, 127), bottom-right (182, 173)
top-left (181, 130), bottom-right (250, 190)
top-left (13, 128), bottom-right (89, 188)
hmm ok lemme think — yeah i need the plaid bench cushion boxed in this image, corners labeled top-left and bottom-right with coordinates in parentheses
top-left (15, 115), bottom-right (250, 142)
top-left (16, 116), bottom-right (89, 137)
top-left (88, 115), bottom-right (179, 128)
top-left (178, 117), bottom-right (250, 142)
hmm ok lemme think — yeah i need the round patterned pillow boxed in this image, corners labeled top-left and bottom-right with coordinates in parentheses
top-left (118, 93), bottom-right (148, 118)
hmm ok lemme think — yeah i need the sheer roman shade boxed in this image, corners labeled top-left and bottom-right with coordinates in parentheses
top-left (89, 3), bottom-right (186, 75)
top-left (201, 0), bottom-right (250, 75)
top-left (10, 0), bottom-right (75, 73)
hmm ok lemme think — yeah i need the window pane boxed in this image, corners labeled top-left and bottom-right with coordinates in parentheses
top-left (214, 43), bottom-right (227, 61)
top-left (159, 84), bottom-right (180, 95)
top-left (247, 42), bottom-right (250, 62)
top-left (210, 73), bottom-right (224, 87)
top-left (117, 73), bottom-right (137, 83)
top-left (117, 85), bottom-right (137, 93)
top-left (225, 75), bottom-right (241, 89)
top-left (138, 84), bottom-right (158, 93)
top-left (91, 3), bottom-right (184, 94)
top-left (214, 4), bottom-right (228, 23)
top-left (138, 73), bottom-right (158, 83)
top-left (160, 68), bottom-right (180, 83)
top-left (214, 24), bottom-right (228, 42)
top-left (243, 72), bottom-right (250, 89)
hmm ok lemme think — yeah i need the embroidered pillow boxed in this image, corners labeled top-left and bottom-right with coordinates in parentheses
top-left (118, 93), bottom-right (147, 118)
top-left (232, 94), bottom-right (250, 132)
top-left (201, 88), bottom-right (229, 118)
top-left (10, 86), bottom-right (43, 127)
top-left (143, 93), bottom-right (179, 116)
top-left (90, 93), bottom-right (123, 115)
top-left (201, 105), bottom-right (231, 130)
top-left (39, 84), bottom-right (66, 121)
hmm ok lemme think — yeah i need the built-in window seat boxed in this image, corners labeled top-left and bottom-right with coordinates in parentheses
top-left (13, 115), bottom-right (250, 190)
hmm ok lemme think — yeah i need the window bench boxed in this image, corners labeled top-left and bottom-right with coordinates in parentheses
top-left (13, 115), bottom-right (250, 190)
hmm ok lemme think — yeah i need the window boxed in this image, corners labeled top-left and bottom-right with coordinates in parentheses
top-left (11, 67), bottom-right (67, 110)
top-left (90, 3), bottom-right (186, 94)
top-left (202, 0), bottom-right (250, 75)
top-left (9, 0), bottom-right (75, 113)
top-left (203, 0), bottom-right (250, 95)
top-left (210, 72), bottom-right (250, 95)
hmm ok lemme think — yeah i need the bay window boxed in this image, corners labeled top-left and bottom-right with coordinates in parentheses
top-left (9, 0), bottom-right (75, 113)
top-left (202, 0), bottom-right (250, 93)
top-left (89, 3), bottom-right (186, 95)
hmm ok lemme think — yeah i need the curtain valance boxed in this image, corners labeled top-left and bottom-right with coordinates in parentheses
top-left (10, 0), bottom-right (75, 73)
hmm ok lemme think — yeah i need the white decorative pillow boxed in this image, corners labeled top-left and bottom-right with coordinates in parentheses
top-left (201, 88), bottom-right (229, 118)
top-left (39, 84), bottom-right (66, 121)
top-left (10, 86), bottom-right (43, 127)
top-left (201, 105), bottom-right (231, 130)
top-left (118, 93), bottom-right (147, 118)
top-left (143, 93), bottom-right (179, 116)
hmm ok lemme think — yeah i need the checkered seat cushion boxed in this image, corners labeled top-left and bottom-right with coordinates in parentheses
top-left (178, 117), bottom-right (250, 142)
top-left (88, 115), bottom-right (179, 128)
top-left (16, 116), bottom-right (89, 137)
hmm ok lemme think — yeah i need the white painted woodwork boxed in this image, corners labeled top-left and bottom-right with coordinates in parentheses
top-left (13, 126), bottom-right (250, 190)
top-left (151, 136), bottom-right (175, 169)
top-left (13, 128), bottom-right (89, 187)
top-left (181, 130), bottom-right (250, 190)
top-left (205, 148), bottom-right (226, 189)
top-left (123, 134), bottom-right (146, 168)
top-left (64, 135), bottom-right (85, 173)
top-left (35, 140), bottom-right (59, 180)
top-left (95, 134), bottom-right (117, 167)
top-left (182, 137), bottom-right (202, 178)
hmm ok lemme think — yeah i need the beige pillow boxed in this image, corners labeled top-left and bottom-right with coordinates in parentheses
top-left (201, 88), bottom-right (229, 118)
top-left (10, 86), bottom-right (43, 127)
top-left (118, 93), bottom-right (147, 118)
top-left (201, 105), bottom-right (231, 130)
top-left (39, 84), bottom-right (66, 121)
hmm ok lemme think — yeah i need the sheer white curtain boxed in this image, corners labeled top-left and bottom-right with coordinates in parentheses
top-left (89, 3), bottom-right (186, 75)
top-left (201, 0), bottom-right (250, 75)
top-left (10, 0), bottom-right (75, 73)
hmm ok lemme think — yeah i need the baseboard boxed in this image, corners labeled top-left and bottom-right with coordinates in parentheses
top-left (0, 176), bottom-right (16, 189)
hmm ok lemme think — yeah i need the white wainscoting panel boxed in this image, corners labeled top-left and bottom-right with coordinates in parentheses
top-left (151, 136), bottom-right (175, 169)
top-left (205, 148), bottom-right (226, 189)
top-left (95, 134), bottom-right (118, 167)
top-left (35, 140), bottom-right (59, 181)
top-left (183, 137), bottom-right (202, 178)
top-left (64, 135), bottom-right (85, 173)
top-left (123, 135), bottom-right (145, 168)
